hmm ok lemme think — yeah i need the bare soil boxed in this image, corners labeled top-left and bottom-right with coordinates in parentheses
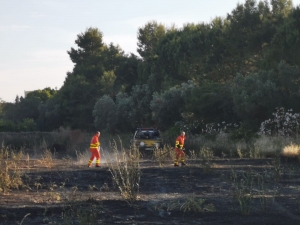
top-left (1, 156), bottom-right (300, 225)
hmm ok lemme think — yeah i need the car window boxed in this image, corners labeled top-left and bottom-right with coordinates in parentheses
top-left (134, 129), bottom-right (160, 139)
top-left (153, 131), bottom-right (160, 138)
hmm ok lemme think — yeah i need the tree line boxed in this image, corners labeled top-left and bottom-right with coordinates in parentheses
top-left (1, 0), bottom-right (300, 138)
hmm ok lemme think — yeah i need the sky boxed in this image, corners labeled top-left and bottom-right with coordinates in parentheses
top-left (1, 0), bottom-right (300, 103)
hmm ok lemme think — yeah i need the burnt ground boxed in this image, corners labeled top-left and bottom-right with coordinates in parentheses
top-left (1, 156), bottom-right (300, 225)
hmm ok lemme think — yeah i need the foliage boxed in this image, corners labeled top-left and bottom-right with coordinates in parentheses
top-left (225, 0), bottom-right (274, 75)
top-left (0, 88), bottom-right (56, 131)
top-left (0, 118), bottom-right (37, 132)
top-left (99, 70), bottom-right (116, 94)
top-left (262, 3), bottom-right (298, 68)
top-left (26, 87), bottom-right (57, 103)
top-left (271, 0), bottom-right (293, 17)
top-left (129, 84), bottom-right (153, 127)
top-left (18, 118), bottom-right (38, 131)
top-left (258, 107), bottom-right (300, 137)
top-left (155, 23), bottom-right (219, 84)
top-left (275, 62), bottom-right (300, 112)
top-left (3, 1), bottom-right (300, 134)
top-left (231, 70), bottom-right (280, 130)
top-left (54, 27), bottom-right (135, 130)
top-left (150, 80), bottom-right (196, 129)
top-left (175, 112), bottom-right (202, 135)
top-left (115, 92), bottom-right (133, 132)
top-left (137, 21), bottom-right (166, 60)
top-left (68, 27), bottom-right (105, 65)
top-left (93, 95), bottom-right (117, 133)
top-left (0, 119), bottom-right (16, 132)
top-left (38, 97), bottom-right (62, 131)
top-left (151, 87), bottom-right (182, 129)
top-left (114, 53), bottom-right (141, 93)
top-left (186, 82), bottom-right (237, 126)
top-left (0, 100), bottom-right (15, 120)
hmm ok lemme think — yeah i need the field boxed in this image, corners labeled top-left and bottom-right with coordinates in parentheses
top-left (1, 147), bottom-right (300, 225)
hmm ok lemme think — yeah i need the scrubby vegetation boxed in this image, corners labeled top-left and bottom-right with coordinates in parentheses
top-left (0, 132), bottom-right (300, 224)
top-left (1, 0), bottom-right (300, 139)
top-left (2, 1), bottom-right (300, 224)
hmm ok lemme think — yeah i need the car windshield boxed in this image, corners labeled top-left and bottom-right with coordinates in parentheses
top-left (135, 130), bottom-right (160, 139)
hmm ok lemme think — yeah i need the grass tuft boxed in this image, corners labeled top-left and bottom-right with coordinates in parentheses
top-left (105, 138), bottom-right (141, 206)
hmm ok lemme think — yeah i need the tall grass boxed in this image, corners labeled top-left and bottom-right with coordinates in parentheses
top-left (230, 169), bottom-right (254, 215)
top-left (0, 145), bottom-right (23, 193)
top-left (199, 147), bottom-right (214, 172)
top-left (282, 143), bottom-right (300, 157)
top-left (38, 148), bottom-right (55, 169)
top-left (0, 128), bottom-right (92, 157)
top-left (105, 138), bottom-right (141, 206)
top-left (152, 145), bottom-right (174, 166)
top-left (181, 133), bottom-right (240, 157)
top-left (184, 133), bottom-right (300, 159)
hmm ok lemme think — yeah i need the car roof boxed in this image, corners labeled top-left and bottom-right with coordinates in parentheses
top-left (136, 128), bottom-right (158, 131)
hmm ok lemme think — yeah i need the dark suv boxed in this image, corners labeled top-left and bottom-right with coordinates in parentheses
top-left (131, 128), bottom-right (163, 151)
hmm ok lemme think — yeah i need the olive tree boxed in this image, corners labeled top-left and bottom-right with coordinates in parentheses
top-left (231, 70), bottom-right (280, 130)
top-left (93, 95), bottom-right (117, 133)
top-left (115, 92), bottom-right (134, 132)
top-left (150, 80), bottom-right (196, 129)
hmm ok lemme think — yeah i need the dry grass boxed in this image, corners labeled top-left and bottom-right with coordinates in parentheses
top-left (105, 138), bottom-right (141, 205)
top-left (282, 143), bottom-right (300, 157)
top-left (75, 149), bottom-right (91, 165)
top-left (152, 145), bottom-right (174, 166)
top-left (186, 133), bottom-right (237, 156)
top-left (188, 149), bottom-right (198, 160)
top-left (0, 146), bottom-right (24, 193)
top-left (253, 135), bottom-right (291, 157)
top-left (1, 132), bottom-right (300, 222)
top-left (199, 147), bottom-right (214, 172)
top-left (37, 149), bottom-right (55, 169)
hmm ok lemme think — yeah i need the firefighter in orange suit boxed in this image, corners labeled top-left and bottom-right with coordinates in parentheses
top-left (88, 131), bottom-right (101, 167)
top-left (174, 131), bottom-right (186, 167)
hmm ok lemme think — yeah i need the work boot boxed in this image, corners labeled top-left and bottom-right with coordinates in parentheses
top-left (181, 162), bottom-right (186, 166)
top-left (174, 159), bottom-right (178, 166)
top-left (96, 165), bottom-right (101, 167)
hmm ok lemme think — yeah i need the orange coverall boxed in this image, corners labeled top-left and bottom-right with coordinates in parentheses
top-left (88, 134), bottom-right (101, 167)
top-left (174, 134), bottom-right (186, 165)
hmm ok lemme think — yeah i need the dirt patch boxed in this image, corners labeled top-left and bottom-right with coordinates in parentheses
top-left (1, 157), bottom-right (300, 224)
